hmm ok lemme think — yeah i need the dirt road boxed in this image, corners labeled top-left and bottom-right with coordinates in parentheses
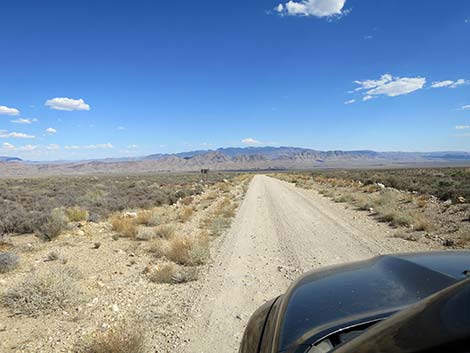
top-left (177, 175), bottom-right (437, 353)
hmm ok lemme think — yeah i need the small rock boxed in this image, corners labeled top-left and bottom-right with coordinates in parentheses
top-left (458, 196), bottom-right (466, 203)
top-left (111, 304), bottom-right (119, 313)
top-left (93, 242), bottom-right (101, 249)
top-left (443, 239), bottom-right (455, 247)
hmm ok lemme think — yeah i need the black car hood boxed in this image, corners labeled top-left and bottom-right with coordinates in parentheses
top-left (276, 251), bottom-right (470, 352)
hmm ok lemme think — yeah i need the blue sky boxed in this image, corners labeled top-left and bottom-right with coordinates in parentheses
top-left (1, 0), bottom-right (469, 160)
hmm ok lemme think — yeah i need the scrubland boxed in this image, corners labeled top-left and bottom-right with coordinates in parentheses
top-left (274, 167), bottom-right (470, 247)
top-left (0, 173), bottom-right (252, 352)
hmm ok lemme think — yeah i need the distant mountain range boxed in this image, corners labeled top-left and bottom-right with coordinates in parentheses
top-left (1, 147), bottom-right (470, 177)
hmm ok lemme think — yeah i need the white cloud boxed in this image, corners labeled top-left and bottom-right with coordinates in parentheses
top-left (460, 105), bottom-right (470, 111)
top-left (10, 118), bottom-right (38, 124)
top-left (344, 99), bottom-right (355, 104)
top-left (117, 126), bottom-right (125, 130)
top-left (362, 95), bottom-right (374, 101)
top-left (127, 144), bottom-right (138, 149)
top-left (456, 125), bottom-right (470, 130)
top-left (64, 143), bottom-right (113, 150)
top-left (0, 130), bottom-right (35, 139)
top-left (276, 0), bottom-right (347, 17)
top-left (45, 97), bottom-right (90, 111)
top-left (45, 127), bottom-right (57, 134)
top-left (241, 138), bottom-right (262, 145)
top-left (47, 144), bottom-right (60, 150)
top-left (0, 143), bottom-right (37, 152)
top-left (353, 74), bottom-right (426, 100)
top-left (431, 79), bottom-right (468, 89)
top-left (364, 35), bottom-right (373, 40)
top-left (0, 105), bottom-right (20, 116)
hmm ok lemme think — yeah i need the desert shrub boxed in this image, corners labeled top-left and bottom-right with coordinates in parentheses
top-left (414, 195), bottom-right (428, 208)
top-left (135, 210), bottom-right (152, 225)
top-left (136, 227), bottom-right (156, 241)
top-left (79, 323), bottom-right (146, 353)
top-left (178, 206), bottom-right (194, 223)
top-left (354, 194), bottom-right (374, 211)
top-left (148, 262), bottom-right (177, 283)
top-left (2, 267), bottom-right (81, 315)
top-left (66, 206), bottom-right (89, 222)
top-left (333, 194), bottom-right (354, 203)
top-left (166, 236), bottom-right (209, 266)
top-left (413, 215), bottom-right (435, 231)
top-left (214, 198), bottom-right (237, 218)
top-left (155, 224), bottom-right (175, 239)
top-left (147, 211), bottom-right (161, 227)
top-left (208, 216), bottom-right (231, 236)
top-left (376, 208), bottom-right (413, 227)
top-left (36, 208), bottom-right (69, 241)
top-left (111, 216), bottom-right (138, 239)
top-left (0, 252), bottom-right (20, 273)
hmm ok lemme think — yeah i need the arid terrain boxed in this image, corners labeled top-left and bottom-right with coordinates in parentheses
top-left (1, 170), bottom-right (469, 352)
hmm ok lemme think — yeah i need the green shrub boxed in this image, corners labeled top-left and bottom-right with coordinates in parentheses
top-left (36, 208), bottom-right (68, 241)
top-left (66, 206), bottom-right (89, 222)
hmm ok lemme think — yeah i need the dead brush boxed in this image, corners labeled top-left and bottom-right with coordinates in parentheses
top-left (148, 262), bottom-right (177, 283)
top-left (110, 215), bottom-right (138, 239)
top-left (78, 322), bottom-right (146, 353)
top-left (178, 206), bottom-right (194, 223)
top-left (166, 236), bottom-right (209, 266)
top-left (214, 198), bottom-right (237, 218)
top-left (135, 210), bottom-right (153, 225)
top-left (414, 195), bottom-right (429, 208)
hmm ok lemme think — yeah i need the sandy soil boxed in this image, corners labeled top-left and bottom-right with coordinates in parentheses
top-left (176, 175), bottom-right (440, 353)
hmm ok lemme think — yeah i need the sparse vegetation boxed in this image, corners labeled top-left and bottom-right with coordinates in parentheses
top-left (178, 206), bottom-right (194, 223)
top-left (0, 173), bottom-right (230, 236)
top-left (148, 262), bottom-right (177, 283)
top-left (0, 252), bottom-right (20, 273)
top-left (66, 206), bottom-right (89, 222)
top-left (36, 208), bottom-right (69, 241)
top-left (79, 323), bottom-right (146, 353)
top-left (2, 267), bottom-right (82, 315)
top-left (111, 216), bottom-right (138, 239)
top-left (155, 224), bottom-right (175, 239)
top-left (166, 236), bottom-right (209, 266)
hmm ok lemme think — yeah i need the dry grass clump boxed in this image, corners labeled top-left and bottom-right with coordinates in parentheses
top-left (78, 323), bottom-right (146, 353)
top-left (414, 195), bottom-right (429, 208)
top-left (333, 193), bottom-right (355, 203)
top-left (214, 198), bottom-right (237, 218)
top-left (149, 262), bottom-right (177, 283)
top-left (111, 216), bottom-right (138, 239)
top-left (413, 215), bottom-right (435, 231)
top-left (135, 210), bottom-right (153, 225)
top-left (155, 224), bottom-right (175, 239)
top-left (66, 206), bottom-right (89, 222)
top-left (178, 206), bottom-right (194, 223)
top-left (166, 236), bottom-right (209, 266)
top-left (376, 207), bottom-right (413, 227)
top-left (0, 252), bottom-right (20, 273)
top-left (2, 267), bottom-right (82, 315)
top-left (36, 208), bottom-right (69, 241)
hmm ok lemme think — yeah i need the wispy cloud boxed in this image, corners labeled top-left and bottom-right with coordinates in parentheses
top-left (64, 143), bottom-right (113, 150)
top-left (455, 125), bottom-right (470, 130)
top-left (117, 126), bottom-right (125, 130)
top-left (45, 97), bottom-right (90, 111)
top-left (275, 0), bottom-right (347, 18)
top-left (431, 79), bottom-right (468, 89)
top-left (0, 105), bottom-right (20, 116)
top-left (10, 118), bottom-right (38, 124)
top-left (0, 142), bottom-right (37, 152)
top-left (354, 74), bottom-right (426, 99)
top-left (241, 138), bottom-right (262, 145)
top-left (344, 99), bottom-right (355, 105)
top-left (0, 130), bottom-right (35, 139)
top-left (459, 105), bottom-right (470, 111)
top-left (45, 127), bottom-right (57, 134)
